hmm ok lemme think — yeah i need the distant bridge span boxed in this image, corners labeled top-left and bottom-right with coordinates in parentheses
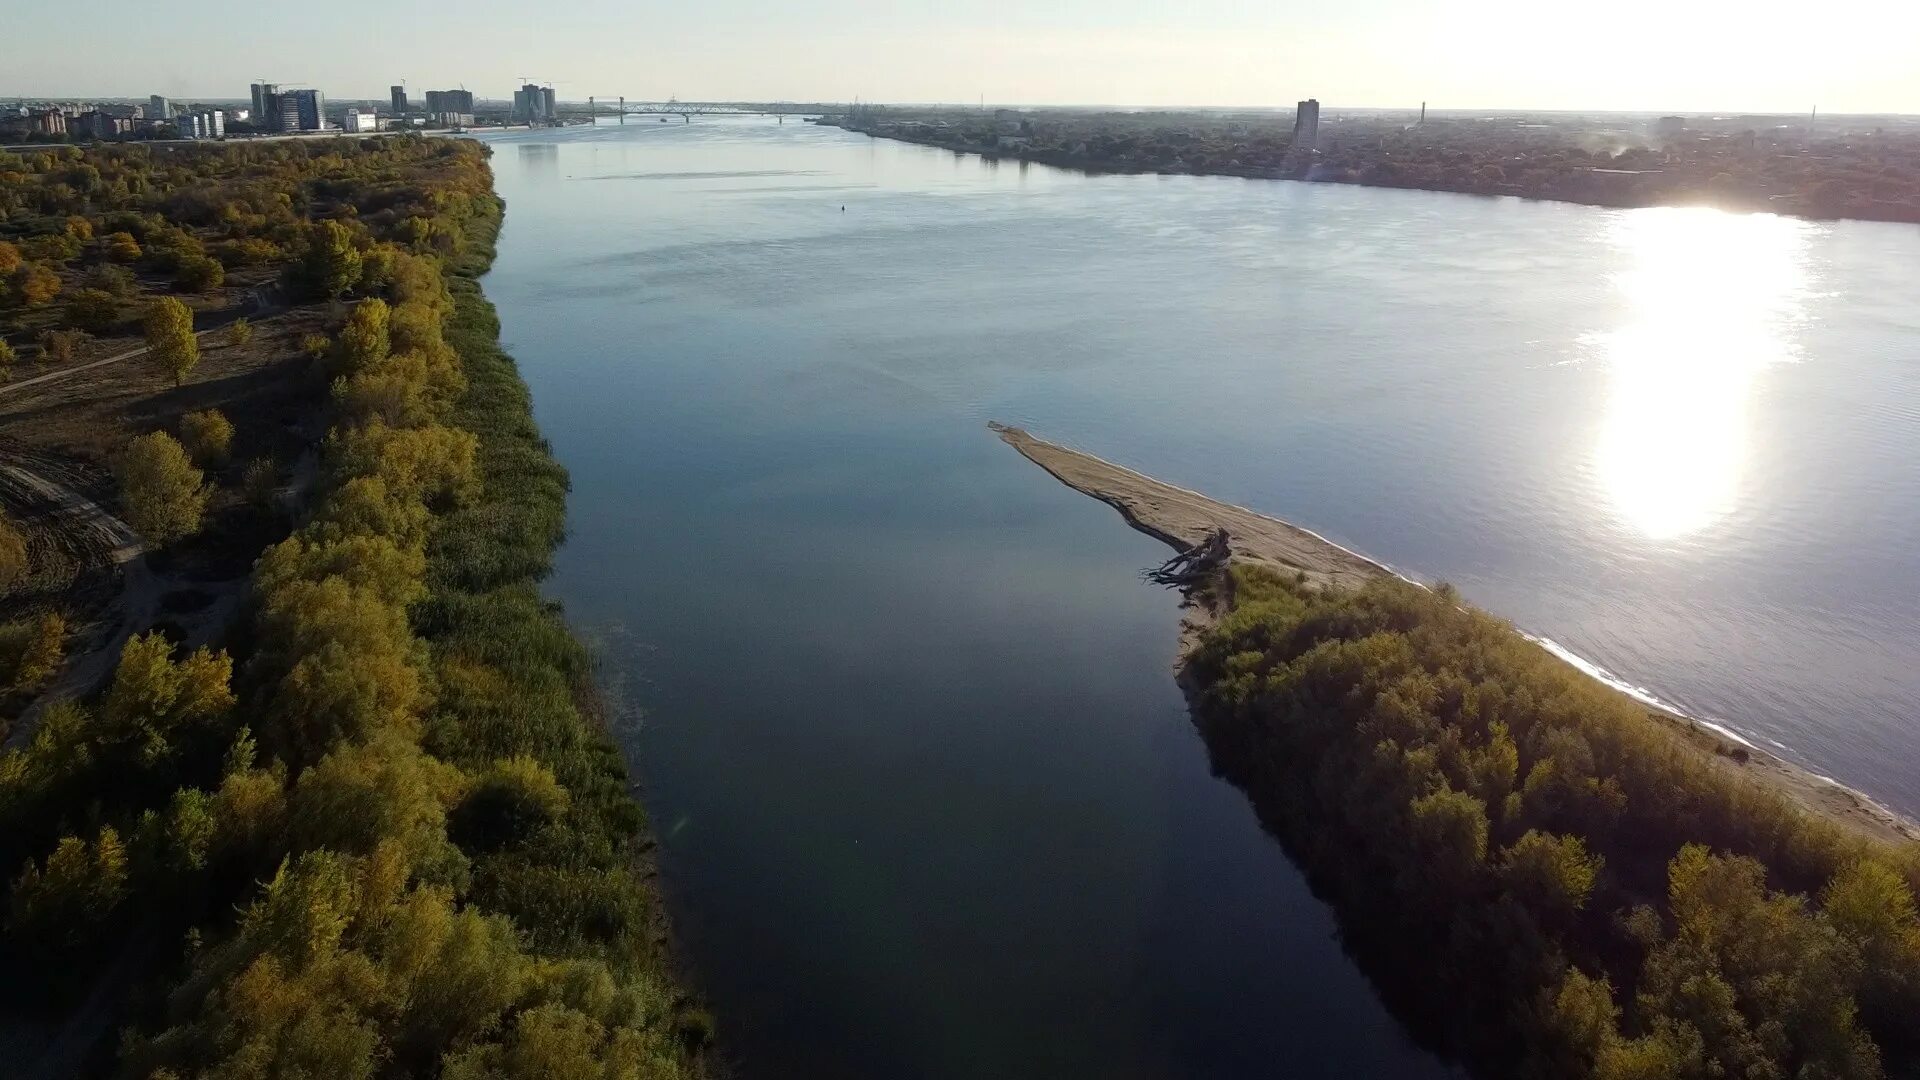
top-left (578, 98), bottom-right (831, 122)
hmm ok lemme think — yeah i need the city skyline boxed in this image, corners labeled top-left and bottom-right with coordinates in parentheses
top-left (0, 0), bottom-right (1915, 115)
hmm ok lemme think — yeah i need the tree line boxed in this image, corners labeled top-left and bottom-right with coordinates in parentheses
top-left (1186, 564), bottom-right (1920, 1079)
top-left (0, 138), bottom-right (709, 1078)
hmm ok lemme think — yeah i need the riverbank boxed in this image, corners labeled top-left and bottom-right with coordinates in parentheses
top-left (826, 114), bottom-right (1920, 225)
top-left (992, 422), bottom-right (1920, 850)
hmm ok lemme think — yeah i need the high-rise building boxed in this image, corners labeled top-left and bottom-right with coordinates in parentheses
top-left (148, 95), bottom-right (170, 120)
top-left (513, 83), bottom-right (555, 123)
top-left (284, 88), bottom-right (324, 131)
top-left (251, 82), bottom-right (277, 122)
top-left (424, 89), bottom-right (474, 115)
top-left (1292, 98), bottom-right (1320, 151)
top-left (391, 85), bottom-right (407, 114)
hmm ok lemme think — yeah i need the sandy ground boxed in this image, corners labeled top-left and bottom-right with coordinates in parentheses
top-left (992, 422), bottom-right (1920, 850)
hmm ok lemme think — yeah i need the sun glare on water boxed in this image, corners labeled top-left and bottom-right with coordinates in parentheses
top-left (1591, 207), bottom-right (1812, 541)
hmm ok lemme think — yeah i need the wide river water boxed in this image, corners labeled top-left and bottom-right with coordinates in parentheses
top-left (476, 117), bottom-right (1920, 1078)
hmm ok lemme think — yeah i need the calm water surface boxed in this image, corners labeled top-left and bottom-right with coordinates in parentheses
top-left (477, 117), bottom-right (1920, 1078)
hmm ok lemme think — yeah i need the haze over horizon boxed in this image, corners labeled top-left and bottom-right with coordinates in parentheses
top-left (2, 0), bottom-right (1915, 115)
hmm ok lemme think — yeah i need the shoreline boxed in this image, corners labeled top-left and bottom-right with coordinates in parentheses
top-left (827, 120), bottom-right (1917, 227)
top-left (991, 421), bottom-right (1920, 849)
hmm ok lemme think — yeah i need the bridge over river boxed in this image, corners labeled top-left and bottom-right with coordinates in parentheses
top-left (577, 98), bottom-right (833, 122)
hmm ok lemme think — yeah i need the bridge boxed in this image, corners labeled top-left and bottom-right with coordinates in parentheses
top-left (577, 98), bottom-right (830, 123)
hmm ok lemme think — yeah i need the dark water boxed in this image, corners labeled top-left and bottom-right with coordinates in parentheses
top-left (476, 117), bottom-right (1920, 1078)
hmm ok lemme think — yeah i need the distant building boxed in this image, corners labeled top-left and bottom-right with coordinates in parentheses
top-left (425, 89), bottom-right (474, 115)
top-left (71, 111), bottom-right (132, 139)
top-left (513, 83), bottom-right (555, 123)
top-left (270, 88), bottom-right (325, 131)
top-left (149, 94), bottom-right (170, 120)
top-left (251, 82), bottom-right (277, 122)
top-left (344, 108), bottom-right (379, 133)
top-left (1655, 115), bottom-right (1687, 138)
top-left (391, 85), bottom-right (408, 114)
top-left (1292, 98), bottom-right (1320, 151)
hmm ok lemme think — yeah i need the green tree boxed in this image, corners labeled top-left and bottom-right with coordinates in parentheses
top-left (179, 408), bottom-right (234, 466)
top-left (142, 296), bottom-right (199, 385)
top-left (8, 612), bottom-right (66, 693)
top-left (303, 220), bottom-right (364, 299)
top-left (66, 288), bottom-right (121, 332)
top-left (117, 431), bottom-right (208, 545)
top-left (335, 298), bottom-right (391, 376)
top-left (174, 254), bottom-right (225, 293)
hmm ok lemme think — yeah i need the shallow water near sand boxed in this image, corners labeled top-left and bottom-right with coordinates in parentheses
top-left (476, 116), bottom-right (1920, 1078)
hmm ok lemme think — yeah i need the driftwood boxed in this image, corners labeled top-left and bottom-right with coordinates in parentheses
top-left (1144, 528), bottom-right (1230, 588)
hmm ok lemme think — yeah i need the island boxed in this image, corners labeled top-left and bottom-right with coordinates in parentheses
top-left (998, 421), bottom-right (1920, 1080)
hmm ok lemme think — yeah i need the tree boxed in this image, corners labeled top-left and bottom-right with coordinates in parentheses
top-left (174, 254), bottom-right (224, 294)
top-left (104, 230), bottom-right (142, 262)
top-left (11, 262), bottom-right (61, 307)
top-left (303, 220), bottom-right (363, 299)
top-left (334, 298), bottom-right (391, 376)
top-left (0, 510), bottom-right (26, 589)
top-left (0, 340), bottom-right (14, 383)
top-left (0, 240), bottom-right (20, 278)
top-left (116, 431), bottom-right (208, 545)
top-left (142, 296), bottom-right (199, 385)
top-left (7, 613), bottom-right (65, 693)
top-left (65, 288), bottom-right (121, 333)
top-left (179, 408), bottom-right (234, 466)
top-left (102, 631), bottom-right (236, 752)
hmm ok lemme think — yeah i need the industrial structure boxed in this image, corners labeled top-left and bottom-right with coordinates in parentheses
top-left (1292, 98), bottom-right (1320, 151)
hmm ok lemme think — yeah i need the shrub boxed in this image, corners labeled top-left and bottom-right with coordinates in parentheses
top-left (173, 255), bottom-right (225, 294)
top-left (224, 317), bottom-right (253, 347)
top-left (0, 612), bottom-right (64, 692)
top-left (0, 340), bottom-right (14, 383)
top-left (65, 289), bottom-right (121, 333)
top-left (11, 262), bottom-right (61, 307)
top-left (84, 263), bottom-right (138, 298)
top-left (240, 458), bottom-right (280, 507)
top-left (104, 231), bottom-right (142, 263)
top-left (116, 431), bottom-right (207, 545)
top-left (179, 409), bottom-right (234, 467)
top-left (35, 329), bottom-right (87, 366)
top-left (0, 510), bottom-right (26, 589)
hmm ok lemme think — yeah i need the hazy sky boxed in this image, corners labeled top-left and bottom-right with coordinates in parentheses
top-left (2, 0), bottom-right (1914, 113)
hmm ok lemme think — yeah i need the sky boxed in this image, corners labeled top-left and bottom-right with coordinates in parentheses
top-left (1, 0), bottom-right (1914, 114)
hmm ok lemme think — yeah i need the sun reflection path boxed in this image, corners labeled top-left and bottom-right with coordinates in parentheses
top-left (1591, 208), bottom-right (1812, 540)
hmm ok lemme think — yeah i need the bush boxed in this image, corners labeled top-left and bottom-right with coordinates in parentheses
top-left (0, 340), bottom-right (14, 383)
top-left (0, 510), bottom-right (26, 590)
top-left (104, 231), bottom-right (142, 263)
top-left (65, 289), bottom-right (122, 333)
top-left (84, 263), bottom-right (138, 298)
top-left (116, 431), bottom-right (207, 545)
top-left (179, 409), bottom-right (234, 467)
top-left (173, 255), bottom-right (225, 294)
top-left (240, 458), bottom-right (280, 507)
top-left (35, 329), bottom-right (87, 366)
top-left (0, 612), bottom-right (64, 693)
top-left (10, 262), bottom-right (61, 307)
top-left (224, 317), bottom-right (253, 347)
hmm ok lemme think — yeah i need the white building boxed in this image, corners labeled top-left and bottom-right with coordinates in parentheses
top-left (343, 108), bottom-right (379, 133)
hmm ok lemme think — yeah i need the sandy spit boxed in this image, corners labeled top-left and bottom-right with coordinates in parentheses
top-left (991, 422), bottom-right (1920, 850)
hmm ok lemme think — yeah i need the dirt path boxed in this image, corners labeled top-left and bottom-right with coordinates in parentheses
top-left (992, 421), bottom-right (1920, 850)
top-left (0, 290), bottom-right (281, 401)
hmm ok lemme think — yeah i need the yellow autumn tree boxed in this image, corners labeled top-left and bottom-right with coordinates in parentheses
top-left (117, 431), bottom-right (208, 545)
top-left (142, 296), bottom-right (199, 386)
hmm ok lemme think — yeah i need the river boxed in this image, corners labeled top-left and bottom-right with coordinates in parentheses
top-left (475, 116), bottom-right (1920, 1078)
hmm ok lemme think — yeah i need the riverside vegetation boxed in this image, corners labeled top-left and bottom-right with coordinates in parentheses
top-left (0, 138), bottom-right (708, 1077)
top-left (1187, 565), bottom-right (1920, 1079)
